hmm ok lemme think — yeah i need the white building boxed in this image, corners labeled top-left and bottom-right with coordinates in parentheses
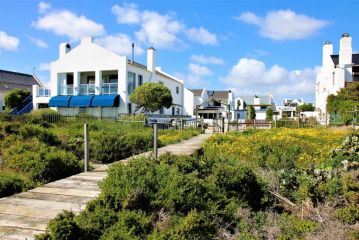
top-left (234, 95), bottom-right (275, 121)
top-left (33, 37), bottom-right (188, 118)
top-left (316, 33), bottom-right (358, 119)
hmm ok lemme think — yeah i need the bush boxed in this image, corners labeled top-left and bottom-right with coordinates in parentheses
top-left (0, 171), bottom-right (32, 197)
top-left (100, 210), bottom-right (151, 240)
top-left (27, 109), bottom-right (61, 127)
top-left (278, 214), bottom-right (318, 240)
top-left (92, 133), bottom-right (131, 163)
top-left (2, 139), bottom-right (81, 183)
top-left (335, 204), bottom-right (359, 225)
top-left (36, 211), bottom-right (81, 240)
top-left (19, 124), bottom-right (60, 145)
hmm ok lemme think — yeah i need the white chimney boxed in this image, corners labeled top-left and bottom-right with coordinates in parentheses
top-left (339, 33), bottom-right (352, 65)
top-left (59, 43), bottom-right (71, 58)
top-left (147, 47), bottom-right (156, 72)
top-left (322, 41), bottom-right (333, 67)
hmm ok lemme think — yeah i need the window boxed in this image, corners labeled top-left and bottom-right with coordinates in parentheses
top-left (138, 75), bottom-right (143, 86)
top-left (176, 108), bottom-right (180, 115)
top-left (176, 86), bottom-right (179, 94)
top-left (128, 103), bottom-right (132, 114)
top-left (127, 72), bottom-right (136, 94)
top-left (159, 107), bottom-right (164, 114)
top-left (66, 73), bottom-right (74, 85)
top-left (172, 107), bottom-right (175, 115)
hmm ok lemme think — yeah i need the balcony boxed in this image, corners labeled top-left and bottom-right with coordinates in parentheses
top-left (79, 84), bottom-right (95, 95)
top-left (36, 87), bottom-right (51, 97)
top-left (101, 83), bottom-right (118, 94)
top-left (59, 85), bottom-right (74, 95)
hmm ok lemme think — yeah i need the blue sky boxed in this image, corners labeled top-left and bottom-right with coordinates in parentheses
top-left (0, 0), bottom-right (358, 104)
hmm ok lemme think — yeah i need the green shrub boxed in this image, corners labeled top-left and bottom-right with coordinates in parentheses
top-left (92, 133), bottom-right (131, 163)
top-left (0, 171), bottom-right (32, 197)
top-left (76, 199), bottom-right (118, 239)
top-left (335, 204), bottom-right (359, 225)
top-left (19, 124), bottom-right (60, 145)
top-left (278, 213), bottom-right (318, 240)
top-left (2, 139), bottom-right (81, 183)
top-left (100, 210), bottom-right (151, 240)
top-left (27, 109), bottom-right (61, 127)
top-left (36, 211), bottom-right (81, 240)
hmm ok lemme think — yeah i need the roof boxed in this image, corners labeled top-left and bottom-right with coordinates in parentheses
top-left (189, 89), bottom-right (204, 96)
top-left (240, 95), bottom-right (272, 106)
top-left (0, 69), bottom-right (41, 92)
top-left (207, 90), bottom-right (230, 100)
top-left (331, 54), bottom-right (359, 65)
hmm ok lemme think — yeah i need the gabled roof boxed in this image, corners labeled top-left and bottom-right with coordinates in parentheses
top-left (240, 95), bottom-right (272, 106)
top-left (207, 90), bottom-right (231, 100)
top-left (331, 53), bottom-right (359, 65)
top-left (189, 89), bottom-right (204, 96)
top-left (0, 70), bottom-right (42, 92)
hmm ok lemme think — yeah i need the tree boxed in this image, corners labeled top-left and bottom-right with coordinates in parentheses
top-left (327, 82), bottom-right (359, 125)
top-left (4, 88), bottom-right (31, 110)
top-left (297, 103), bottom-right (315, 112)
top-left (266, 108), bottom-right (273, 121)
top-left (236, 99), bottom-right (241, 110)
top-left (246, 106), bottom-right (256, 120)
top-left (129, 83), bottom-right (173, 113)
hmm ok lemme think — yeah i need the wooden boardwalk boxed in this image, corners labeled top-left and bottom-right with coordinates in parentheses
top-left (0, 134), bottom-right (211, 240)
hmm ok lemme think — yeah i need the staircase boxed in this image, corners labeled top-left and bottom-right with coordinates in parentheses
top-left (9, 95), bottom-right (33, 116)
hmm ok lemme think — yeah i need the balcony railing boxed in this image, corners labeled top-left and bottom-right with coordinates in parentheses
top-left (59, 85), bottom-right (74, 95)
top-left (101, 83), bottom-right (118, 94)
top-left (79, 84), bottom-right (95, 95)
top-left (37, 87), bottom-right (51, 97)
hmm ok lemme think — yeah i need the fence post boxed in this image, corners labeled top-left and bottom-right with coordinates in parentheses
top-left (180, 118), bottom-right (184, 130)
top-left (153, 124), bottom-right (158, 159)
top-left (297, 114), bottom-right (300, 128)
top-left (221, 117), bottom-right (225, 133)
top-left (84, 123), bottom-right (89, 172)
top-left (253, 119), bottom-right (256, 129)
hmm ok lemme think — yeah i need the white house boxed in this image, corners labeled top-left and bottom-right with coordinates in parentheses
top-left (234, 95), bottom-right (275, 121)
top-left (316, 33), bottom-right (358, 120)
top-left (190, 89), bottom-right (235, 121)
top-left (33, 37), bottom-right (188, 118)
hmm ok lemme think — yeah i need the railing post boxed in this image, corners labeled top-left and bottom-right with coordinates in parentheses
top-left (153, 124), bottom-right (158, 159)
top-left (84, 123), bottom-right (89, 172)
top-left (180, 118), bottom-right (184, 130)
top-left (221, 117), bottom-right (225, 133)
top-left (253, 119), bottom-right (256, 129)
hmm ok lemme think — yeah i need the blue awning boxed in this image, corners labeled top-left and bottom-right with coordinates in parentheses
top-left (69, 95), bottom-right (95, 107)
top-left (91, 95), bottom-right (120, 107)
top-left (48, 96), bottom-right (72, 107)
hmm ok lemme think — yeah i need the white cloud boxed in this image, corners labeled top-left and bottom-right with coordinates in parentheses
top-left (186, 27), bottom-right (218, 45)
top-left (0, 31), bottom-right (19, 51)
top-left (135, 11), bottom-right (185, 48)
top-left (187, 63), bottom-right (213, 87)
top-left (190, 54), bottom-right (224, 65)
top-left (112, 3), bottom-right (218, 49)
top-left (236, 9), bottom-right (329, 40)
top-left (95, 34), bottom-right (144, 56)
top-left (28, 36), bottom-right (48, 48)
top-left (33, 10), bottom-right (105, 40)
top-left (221, 58), bottom-right (320, 99)
top-left (38, 1), bottom-right (51, 14)
top-left (39, 62), bottom-right (50, 71)
top-left (111, 3), bottom-right (141, 24)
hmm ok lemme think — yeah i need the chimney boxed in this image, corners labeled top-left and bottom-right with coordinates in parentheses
top-left (147, 47), bottom-right (156, 72)
top-left (339, 33), bottom-right (352, 65)
top-left (322, 41), bottom-right (333, 67)
top-left (59, 43), bottom-right (71, 58)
